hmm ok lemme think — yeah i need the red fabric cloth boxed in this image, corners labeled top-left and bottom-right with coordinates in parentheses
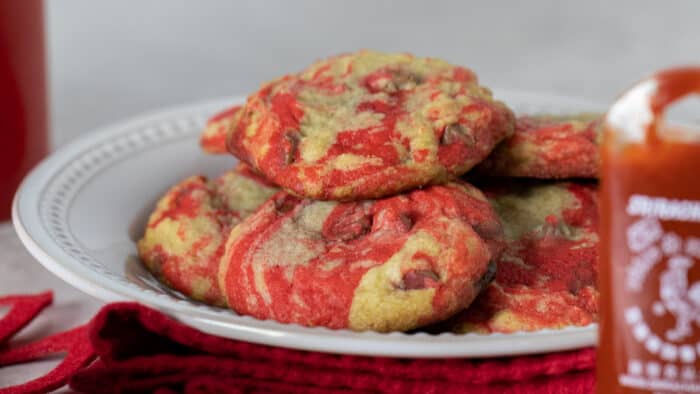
top-left (0, 293), bottom-right (95, 394)
top-left (0, 293), bottom-right (596, 393)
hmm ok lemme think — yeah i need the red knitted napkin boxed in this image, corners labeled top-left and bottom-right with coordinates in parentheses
top-left (0, 292), bottom-right (595, 394)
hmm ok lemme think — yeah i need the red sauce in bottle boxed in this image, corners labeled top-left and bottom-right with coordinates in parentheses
top-left (598, 67), bottom-right (700, 393)
top-left (0, 1), bottom-right (48, 220)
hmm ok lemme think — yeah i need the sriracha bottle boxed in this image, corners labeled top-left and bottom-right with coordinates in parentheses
top-left (598, 67), bottom-right (700, 393)
top-left (0, 1), bottom-right (48, 220)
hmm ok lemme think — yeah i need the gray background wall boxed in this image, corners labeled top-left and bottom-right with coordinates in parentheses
top-left (48, 0), bottom-right (700, 146)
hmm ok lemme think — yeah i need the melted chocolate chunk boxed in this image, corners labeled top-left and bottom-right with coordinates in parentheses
top-left (399, 213), bottom-right (414, 230)
top-left (441, 123), bottom-right (476, 146)
top-left (321, 203), bottom-right (374, 242)
top-left (390, 68), bottom-right (424, 91)
top-left (474, 260), bottom-right (497, 293)
top-left (400, 269), bottom-right (440, 290)
top-left (369, 68), bottom-right (424, 94)
top-left (274, 194), bottom-right (298, 214)
top-left (283, 131), bottom-right (300, 165)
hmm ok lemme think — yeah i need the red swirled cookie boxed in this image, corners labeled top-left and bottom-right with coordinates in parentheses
top-left (227, 50), bottom-right (515, 200)
top-left (200, 105), bottom-right (242, 154)
top-left (138, 163), bottom-right (279, 306)
top-left (446, 181), bottom-right (599, 333)
top-left (475, 113), bottom-right (602, 179)
top-left (219, 181), bottom-right (503, 332)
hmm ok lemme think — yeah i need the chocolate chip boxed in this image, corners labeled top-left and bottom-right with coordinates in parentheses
top-left (474, 260), bottom-right (497, 293)
top-left (148, 254), bottom-right (165, 275)
top-left (568, 278), bottom-right (583, 295)
top-left (283, 131), bottom-right (299, 165)
top-left (373, 69), bottom-right (424, 93)
top-left (274, 195), bottom-right (298, 214)
top-left (326, 216), bottom-right (372, 241)
top-left (323, 204), bottom-right (373, 241)
top-left (399, 213), bottom-right (413, 230)
top-left (371, 208), bottom-right (416, 235)
top-left (400, 269), bottom-right (440, 290)
top-left (340, 220), bottom-right (371, 241)
top-left (440, 123), bottom-right (475, 146)
top-left (391, 69), bottom-right (423, 91)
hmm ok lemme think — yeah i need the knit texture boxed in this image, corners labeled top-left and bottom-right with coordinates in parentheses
top-left (0, 293), bottom-right (595, 393)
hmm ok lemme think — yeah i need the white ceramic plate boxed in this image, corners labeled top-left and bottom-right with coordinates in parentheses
top-left (13, 91), bottom-right (602, 358)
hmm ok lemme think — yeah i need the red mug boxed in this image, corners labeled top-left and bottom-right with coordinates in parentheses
top-left (0, 0), bottom-right (49, 221)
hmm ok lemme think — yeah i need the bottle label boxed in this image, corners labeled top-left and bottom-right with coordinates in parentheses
top-left (619, 194), bottom-right (700, 392)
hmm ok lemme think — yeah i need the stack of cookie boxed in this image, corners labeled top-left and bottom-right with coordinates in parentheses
top-left (448, 115), bottom-right (601, 333)
top-left (139, 50), bottom-right (600, 334)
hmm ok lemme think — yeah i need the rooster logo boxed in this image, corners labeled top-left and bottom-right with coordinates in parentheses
top-left (656, 256), bottom-right (700, 341)
top-left (628, 217), bottom-right (700, 342)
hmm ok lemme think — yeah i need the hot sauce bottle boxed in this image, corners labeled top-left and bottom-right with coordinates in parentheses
top-left (598, 67), bottom-right (700, 393)
top-left (0, 1), bottom-right (48, 220)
